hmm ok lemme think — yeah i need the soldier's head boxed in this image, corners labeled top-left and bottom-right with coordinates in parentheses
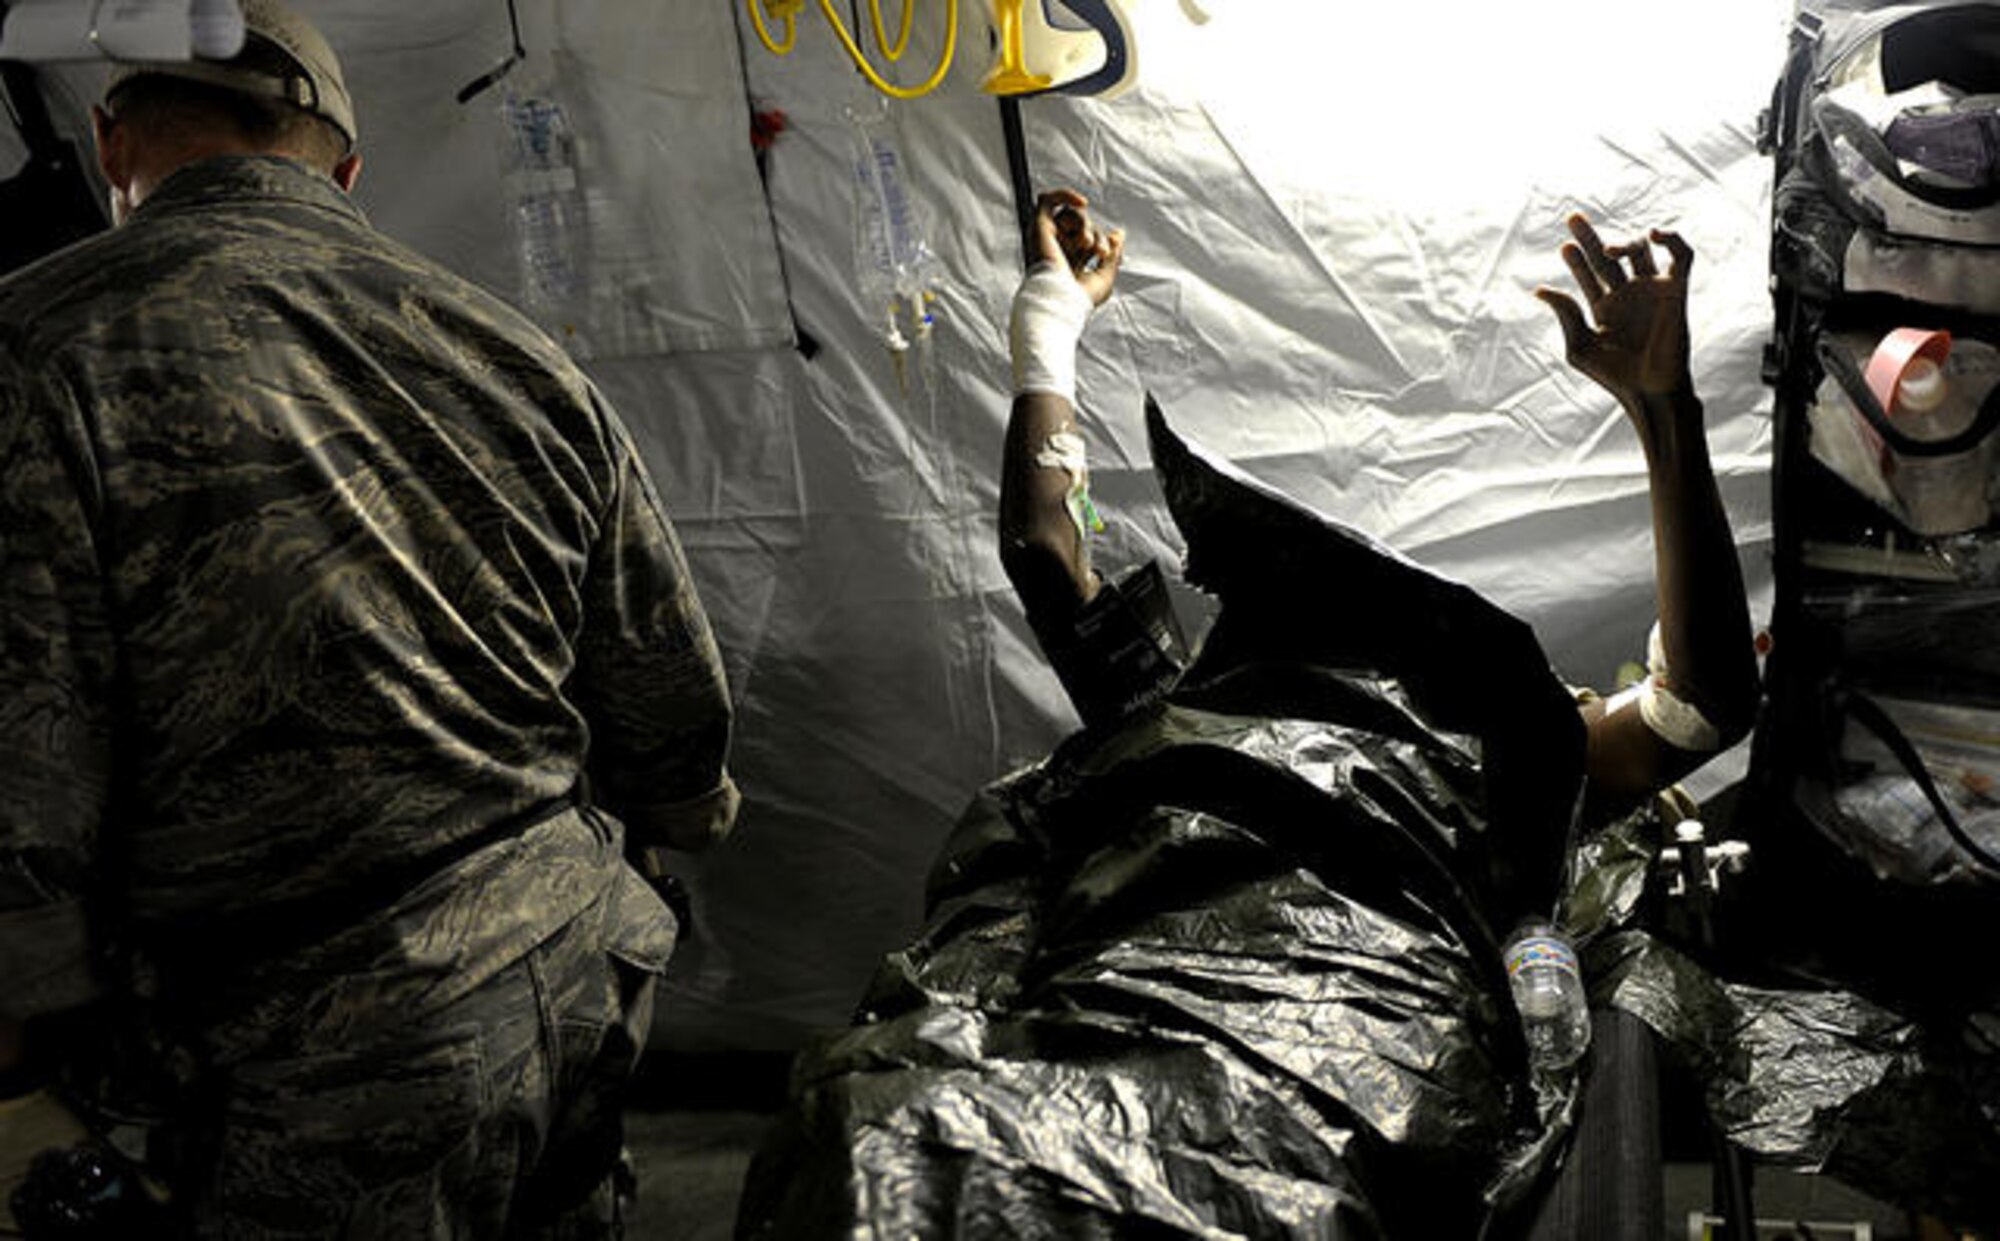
top-left (91, 0), bottom-right (360, 224)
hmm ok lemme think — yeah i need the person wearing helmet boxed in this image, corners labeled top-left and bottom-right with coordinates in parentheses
top-left (0, 1), bottom-right (738, 1236)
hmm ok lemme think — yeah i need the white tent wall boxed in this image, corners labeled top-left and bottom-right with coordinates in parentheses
top-left (1, 0), bottom-right (1789, 1054)
top-left (682, 0), bottom-right (1789, 1051)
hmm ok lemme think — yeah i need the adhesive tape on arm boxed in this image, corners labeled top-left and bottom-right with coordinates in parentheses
top-left (1639, 676), bottom-right (1723, 752)
top-left (1009, 261), bottom-right (1095, 402)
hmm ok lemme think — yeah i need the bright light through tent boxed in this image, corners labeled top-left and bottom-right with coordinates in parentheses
top-left (1028, 0), bottom-right (1792, 657)
top-left (1140, 0), bottom-right (1797, 210)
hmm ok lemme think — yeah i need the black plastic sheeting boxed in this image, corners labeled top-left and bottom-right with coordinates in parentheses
top-left (734, 403), bottom-right (2000, 1237)
top-left (735, 407), bottom-right (1590, 1239)
top-left (1562, 808), bottom-right (2000, 1223)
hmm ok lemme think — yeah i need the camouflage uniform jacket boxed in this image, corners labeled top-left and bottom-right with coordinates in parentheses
top-left (0, 155), bottom-right (737, 1039)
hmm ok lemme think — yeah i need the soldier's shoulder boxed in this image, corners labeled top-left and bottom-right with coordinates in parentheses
top-left (0, 225), bottom-right (161, 342)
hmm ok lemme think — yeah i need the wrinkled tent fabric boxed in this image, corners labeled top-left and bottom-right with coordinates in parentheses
top-left (5, 0), bottom-right (1784, 1051)
top-left (735, 414), bottom-right (1590, 1238)
top-left (658, 2), bottom-right (1783, 1050)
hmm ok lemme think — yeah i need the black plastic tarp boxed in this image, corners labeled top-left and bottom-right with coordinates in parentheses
top-left (1558, 787), bottom-right (2000, 1223)
top-left (735, 403), bottom-right (2000, 1237)
top-left (734, 408), bottom-right (1591, 1238)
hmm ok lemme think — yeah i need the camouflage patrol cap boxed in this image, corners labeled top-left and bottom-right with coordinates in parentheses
top-left (104, 0), bottom-right (356, 152)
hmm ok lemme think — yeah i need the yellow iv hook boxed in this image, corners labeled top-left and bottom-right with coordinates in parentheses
top-left (746, 0), bottom-right (959, 100)
top-left (982, 0), bottom-right (1054, 94)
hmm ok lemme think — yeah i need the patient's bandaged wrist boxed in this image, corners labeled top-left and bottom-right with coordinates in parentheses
top-left (1010, 260), bottom-right (1094, 402)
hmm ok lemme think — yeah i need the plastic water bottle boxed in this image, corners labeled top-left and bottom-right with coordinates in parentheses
top-left (1504, 922), bottom-right (1591, 1070)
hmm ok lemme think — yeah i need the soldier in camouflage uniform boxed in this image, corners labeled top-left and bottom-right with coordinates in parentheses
top-left (0, 1), bottom-right (739, 1235)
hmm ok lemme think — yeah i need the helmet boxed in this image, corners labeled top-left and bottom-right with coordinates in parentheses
top-left (104, 0), bottom-right (355, 152)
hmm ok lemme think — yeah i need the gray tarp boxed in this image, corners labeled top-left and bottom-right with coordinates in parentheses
top-left (1, 0), bottom-right (1787, 1054)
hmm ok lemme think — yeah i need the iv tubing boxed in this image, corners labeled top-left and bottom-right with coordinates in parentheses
top-left (817, 0), bottom-right (956, 98)
top-left (871, 0), bottom-right (916, 61)
top-left (744, 0), bottom-right (957, 99)
top-left (748, 0), bottom-right (802, 54)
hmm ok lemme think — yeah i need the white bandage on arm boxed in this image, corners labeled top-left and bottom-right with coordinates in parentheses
top-left (1009, 260), bottom-right (1096, 403)
top-left (1034, 430), bottom-right (1089, 476)
top-left (1637, 621), bottom-right (1724, 751)
top-left (1033, 429), bottom-right (1104, 538)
